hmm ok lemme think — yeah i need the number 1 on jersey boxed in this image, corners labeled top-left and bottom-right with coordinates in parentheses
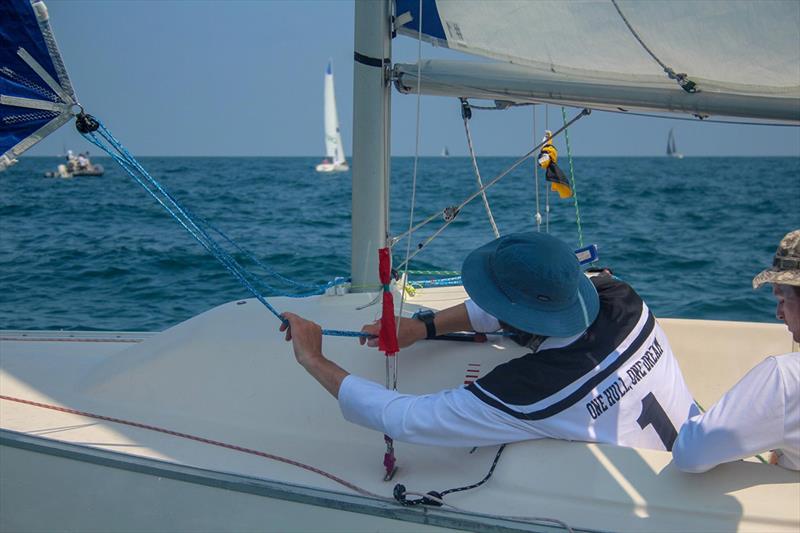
top-left (637, 392), bottom-right (678, 451)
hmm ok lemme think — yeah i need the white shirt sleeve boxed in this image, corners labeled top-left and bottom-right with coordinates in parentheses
top-left (672, 356), bottom-right (789, 473)
top-left (338, 374), bottom-right (548, 447)
top-left (464, 299), bottom-right (501, 333)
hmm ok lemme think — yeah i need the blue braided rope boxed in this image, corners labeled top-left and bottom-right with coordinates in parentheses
top-left (82, 122), bottom-right (367, 338)
top-left (193, 211), bottom-right (339, 293)
top-left (411, 276), bottom-right (463, 288)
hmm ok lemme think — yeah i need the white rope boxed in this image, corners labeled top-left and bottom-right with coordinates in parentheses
top-left (394, 0), bottom-right (425, 378)
top-left (533, 106), bottom-right (542, 231)
top-left (545, 104), bottom-right (550, 232)
top-left (462, 100), bottom-right (500, 238)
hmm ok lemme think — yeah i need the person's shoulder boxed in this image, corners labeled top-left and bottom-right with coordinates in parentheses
top-left (758, 353), bottom-right (798, 371)
top-left (733, 355), bottom-right (793, 396)
top-left (588, 271), bottom-right (629, 289)
top-left (589, 273), bottom-right (641, 304)
top-left (771, 352), bottom-right (800, 381)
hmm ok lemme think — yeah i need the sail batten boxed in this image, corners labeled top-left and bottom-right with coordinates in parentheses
top-left (1, 0), bottom-right (77, 169)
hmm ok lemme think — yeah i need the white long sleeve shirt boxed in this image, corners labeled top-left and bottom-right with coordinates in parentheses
top-left (673, 352), bottom-right (800, 472)
top-left (339, 276), bottom-right (697, 451)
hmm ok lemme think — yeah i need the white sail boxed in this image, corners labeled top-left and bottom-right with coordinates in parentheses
top-left (667, 128), bottom-right (683, 158)
top-left (394, 0), bottom-right (800, 122)
top-left (317, 60), bottom-right (348, 172)
top-left (3, 3), bottom-right (800, 533)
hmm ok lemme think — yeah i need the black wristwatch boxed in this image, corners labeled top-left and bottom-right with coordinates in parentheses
top-left (413, 309), bottom-right (437, 340)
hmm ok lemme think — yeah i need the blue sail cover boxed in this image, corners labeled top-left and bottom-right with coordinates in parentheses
top-left (0, 0), bottom-right (76, 169)
top-left (394, 0), bottom-right (446, 44)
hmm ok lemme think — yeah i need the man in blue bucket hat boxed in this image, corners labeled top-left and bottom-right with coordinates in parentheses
top-left (461, 231), bottom-right (600, 338)
top-left (282, 232), bottom-right (697, 451)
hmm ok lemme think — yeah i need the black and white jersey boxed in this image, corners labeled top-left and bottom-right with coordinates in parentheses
top-left (466, 276), bottom-right (698, 450)
top-left (339, 276), bottom-right (697, 451)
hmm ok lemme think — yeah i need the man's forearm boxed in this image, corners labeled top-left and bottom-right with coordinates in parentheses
top-left (432, 303), bottom-right (473, 336)
top-left (302, 356), bottom-right (349, 398)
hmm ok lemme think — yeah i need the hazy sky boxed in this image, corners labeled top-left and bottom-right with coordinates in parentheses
top-left (25, 0), bottom-right (800, 157)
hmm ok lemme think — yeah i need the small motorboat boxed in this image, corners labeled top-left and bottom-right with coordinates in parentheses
top-left (45, 150), bottom-right (104, 178)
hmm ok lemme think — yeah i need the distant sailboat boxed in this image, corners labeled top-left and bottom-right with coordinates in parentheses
top-left (666, 128), bottom-right (683, 159)
top-left (440, 145), bottom-right (449, 157)
top-left (315, 60), bottom-right (349, 172)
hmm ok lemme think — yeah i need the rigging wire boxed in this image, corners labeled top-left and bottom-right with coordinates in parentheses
top-left (461, 98), bottom-right (500, 238)
top-left (533, 106), bottom-right (542, 231)
top-left (395, 0), bottom-right (426, 377)
top-left (392, 108), bottom-right (591, 271)
top-left (545, 104), bottom-right (550, 232)
top-left (81, 119), bottom-right (365, 339)
top-left (610, 0), bottom-right (697, 93)
top-left (383, 0), bottom-right (426, 483)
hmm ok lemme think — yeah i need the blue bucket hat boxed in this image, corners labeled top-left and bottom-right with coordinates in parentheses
top-left (462, 232), bottom-right (600, 337)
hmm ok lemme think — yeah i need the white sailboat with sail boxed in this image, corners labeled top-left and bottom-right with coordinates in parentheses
top-left (666, 128), bottom-right (683, 159)
top-left (315, 59), bottom-right (349, 173)
top-left (1, 1), bottom-right (799, 532)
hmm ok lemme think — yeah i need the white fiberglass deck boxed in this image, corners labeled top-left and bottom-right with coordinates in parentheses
top-left (1, 286), bottom-right (798, 532)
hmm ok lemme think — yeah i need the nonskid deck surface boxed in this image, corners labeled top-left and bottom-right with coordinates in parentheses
top-left (1, 287), bottom-right (799, 531)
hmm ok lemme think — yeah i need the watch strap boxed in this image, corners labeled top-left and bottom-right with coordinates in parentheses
top-left (415, 311), bottom-right (437, 340)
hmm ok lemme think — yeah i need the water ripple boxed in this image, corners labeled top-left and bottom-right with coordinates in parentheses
top-left (1, 156), bottom-right (798, 331)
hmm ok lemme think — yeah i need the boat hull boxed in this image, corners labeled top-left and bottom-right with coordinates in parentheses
top-left (1, 289), bottom-right (798, 532)
top-left (316, 162), bottom-right (349, 172)
top-left (44, 164), bottom-right (105, 178)
top-left (3, 431), bottom-right (521, 533)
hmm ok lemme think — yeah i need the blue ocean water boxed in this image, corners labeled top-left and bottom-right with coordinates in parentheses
top-left (1, 156), bottom-right (798, 331)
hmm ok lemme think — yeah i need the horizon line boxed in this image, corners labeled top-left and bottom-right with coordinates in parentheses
top-left (23, 154), bottom-right (800, 158)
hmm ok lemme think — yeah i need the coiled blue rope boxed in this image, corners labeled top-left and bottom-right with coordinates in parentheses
top-left (81, 120), bottom-right (365, 338)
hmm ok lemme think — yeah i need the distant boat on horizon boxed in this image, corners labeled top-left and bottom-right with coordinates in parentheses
top-left (44, 149), bottom-right (104, 178)
top-left (440, 146), bottom-right (450, 157)
top-left (666, 128), bottom-right (683, 159)
top-left (315, 60), bottom-right (349, 173)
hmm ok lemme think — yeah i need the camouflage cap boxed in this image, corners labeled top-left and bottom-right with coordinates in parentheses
top-left (753, 229), bottom-right (800, 289)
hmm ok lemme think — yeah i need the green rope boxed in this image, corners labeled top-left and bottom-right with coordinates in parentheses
top-left (406, 269), bottom-right (461, 276)
top-left (561, 107), bottom-right (584, 248)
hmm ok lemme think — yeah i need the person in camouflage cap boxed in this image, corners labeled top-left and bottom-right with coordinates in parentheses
top-left (753, 229), bottom-right (800, 344)
top-left (674, 229), bottom-right (800, 473)
top-left (753, 229), bottom-right (800, 290)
